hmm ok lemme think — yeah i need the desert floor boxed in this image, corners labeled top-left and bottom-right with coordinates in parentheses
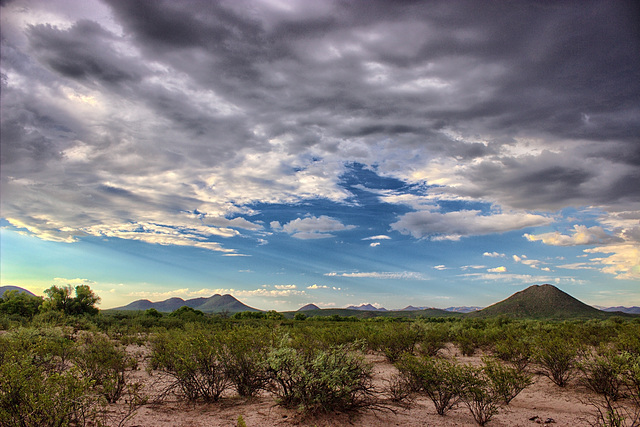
top-left (109, 343), bottom-right (632, 427)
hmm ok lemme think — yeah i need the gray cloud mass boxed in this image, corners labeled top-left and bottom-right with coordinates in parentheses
top-left (1, 0), bottom-right (639, 260)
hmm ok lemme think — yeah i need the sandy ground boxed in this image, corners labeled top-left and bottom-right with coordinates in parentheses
top-left (106, 343), bottom-right (634, 427)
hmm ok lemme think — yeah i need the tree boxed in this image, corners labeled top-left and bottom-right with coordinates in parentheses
top-left (42, 284), bottom-right (100, 316)
top-left (0, 290), bottom-right (43, 318)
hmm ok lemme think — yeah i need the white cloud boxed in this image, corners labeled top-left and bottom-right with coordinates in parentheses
top-left (370, 242), bottom-right (381, 247)
top-left (275, 284), bottom-right (297, 290)
top-left (460, 265), bottom-right (486, 270)
top-left (512, 254), bottom-right (545, 269)
top-left (392, 210), bottom-right (551, 240)
top-left (483, 251), bottom-right (505, 258)
top-left (433, 265), bottom-right (448, 270)
top-left (584, 244), bottom-right (640, 280)
top-left (273, 215), bottom-right (356, 239)
top-left (526, 224), bottom-right (638, 279)
top-left (524, 225), bottom-right (623, 246)
top-left (325, 271), bottom-right (426, 280)
top-left (362, 235), bottom-right (392, 240)
top-left (487, 266), bottom-right (507, 273)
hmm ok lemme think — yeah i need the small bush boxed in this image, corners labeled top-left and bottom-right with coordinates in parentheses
top-left (0, 331), bottom-right (102, 427)
top-left (579, 348), bottom-right (629, 403)
top-left (74, 331), bottom-right (137, 403)
top-left (482, 357), bottom-right (532, 404)
top-left (534, 333), bottom-right (582, 387)
top-left (415, 321), bottom-right (448, 357)
top-left (222, 326), bottom-right (270, 397)
top-left (371, 322), bottom-right (421, 363)
top-left (150, 329), bottom-right (230, 402)
top-left (492, 334), bottom-right (534, 372)
top-left (460, 365), bottom-right (501, 426)
top-left (266, 339), bottom-right (375, 414)
top-left (395, 354), bottom-right (465, 415)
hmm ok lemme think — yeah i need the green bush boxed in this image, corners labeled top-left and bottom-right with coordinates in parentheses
top-left (293, 312), bottom-right (307, 321)
top-left (414, 321), bottom-right (448, 357)
top-left (395, 354), bottom-right (465, 415)
top-left (222, 326), bottom-right (270, 397)
top-left (534, 332), bottom-right (582, 387)
top-left (266, 339), bottom-right (375, 414)
top-left (150, 328), bottom-right (230, 402)
top-left (74, 331), bottom-right (137, 403)
top-left (460, 365), bottom-right (501, 426)
top-left (579, 347), bottom-right (629, 403)
top-left (370, 322), bottom-right (421, 363)
top-left (482, 357), bottom-right (532, 404)
top-left (0, 330), bottom-right (102, 427)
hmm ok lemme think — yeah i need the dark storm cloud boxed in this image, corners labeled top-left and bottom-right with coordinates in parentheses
top-left (102, 0), bottom-right (639, 152)
top-left (27, 20), bottom-right (144, 86)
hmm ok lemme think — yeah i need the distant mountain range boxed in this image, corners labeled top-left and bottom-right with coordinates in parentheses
top-left (113, 294), bottom-right (259, 313)
top-left (0, 286), bottom-right (36, 297)
top-left (594, 306), bottom-right (640, 315)
top-left (399, 305), bottom-right (482, 313)
top-left (3, 285), bottom-right (638, 318)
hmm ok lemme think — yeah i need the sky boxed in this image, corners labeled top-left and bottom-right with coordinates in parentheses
top-left (1, 0), bottom-right (639, 311)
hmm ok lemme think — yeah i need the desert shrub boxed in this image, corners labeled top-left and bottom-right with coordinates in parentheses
top-left (534, 332), bottom-right (582, 387)
top-left (414, 321), bottom-right (449, 357)
top-left (579, 347), bottom-right (629, 403)
top-left (395, 354), bottom-right (465, 415)
top-left (0, 331), bottom-right (102, 427)
top-left (370, 322), bottom-right (421, 362)
top-left (293, 312), bottom-right (307, 321)
top-left (482, 357), bottom-right (532, 404)
top-left (222, 326), bottom-right (270, 397)
top-left (460, 365), bottom-right (501, 426)
top-left (3, 327), bottom-right (75, 374)
top-left (266, 339), bottom-right (375, 414)
top-left (150, 328), bottom-right (230, 402)
top-left (626, 354), bottom-right (640, 425)
top-left (492, 334), bottom-right (534, 372)
top-left (616, 326), bottom-right (640, 356)
top-left (233, 311), bottom-right (266, 320)
top-left (74, 331), bottom-right (137, 403)
top-left (169, 306), bottom-right (205, 322)
top-left (450, 320), bottom-right (491, 356)
top-left (387, 373), bottom-right (414, 405)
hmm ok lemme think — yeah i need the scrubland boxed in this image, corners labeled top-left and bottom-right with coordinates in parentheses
top-left (1, 306), bottom-right (640, 426)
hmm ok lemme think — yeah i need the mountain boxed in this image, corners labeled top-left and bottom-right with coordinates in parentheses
top-left (346, 303), bottom-right (387, 311)
top-left (471, 284), bottom-right (610, 319)
top-left (113, 294), bottom-right (259, 313)
top-left (298, 303), bottom-right (320, 311)
top-left (0, 286), bottom-right (36, 297)
top-left (598, 306), bottom-right (640, 314)
top-left (401, 305), bottom-right (426, 311)
top-left (195, 294), bottom-right (257, 313)
top-left (444, 306), bottom-right (483, 313)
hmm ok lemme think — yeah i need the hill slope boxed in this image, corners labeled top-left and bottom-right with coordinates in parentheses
top-left (471, 284), bottom-right (609, 319)
top-left (114, 294), bottom-right (259, 313)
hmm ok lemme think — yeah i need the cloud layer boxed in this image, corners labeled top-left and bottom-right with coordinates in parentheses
top-left (1, 0), bottom-right (638, 292)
